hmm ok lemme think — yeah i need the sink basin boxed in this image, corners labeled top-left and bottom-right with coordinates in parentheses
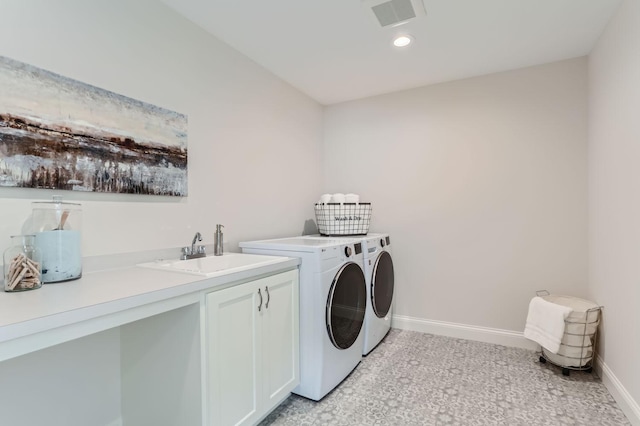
top-left (137, 253), bottom-right (290, 277)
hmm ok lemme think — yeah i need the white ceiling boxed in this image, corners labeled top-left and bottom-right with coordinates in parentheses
top-left (160, 0), bottom-right (622, 105)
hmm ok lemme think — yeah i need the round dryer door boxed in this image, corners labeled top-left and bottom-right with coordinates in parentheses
top-left (326, 262), bottom-right (367, 350)
top-left (372, 251), bottom-right (395, 318)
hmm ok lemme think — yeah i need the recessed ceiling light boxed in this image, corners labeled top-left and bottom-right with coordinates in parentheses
top-left (393, 35), bottom-right (412, 47)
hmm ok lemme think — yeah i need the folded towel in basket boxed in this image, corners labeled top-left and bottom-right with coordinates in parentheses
top-left (524, 296), bottom-right (573, 354)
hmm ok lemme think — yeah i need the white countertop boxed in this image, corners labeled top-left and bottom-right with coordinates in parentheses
top-left (0, 255), bottom-right (299, 351)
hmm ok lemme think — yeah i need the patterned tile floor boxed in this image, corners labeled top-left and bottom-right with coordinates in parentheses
top-left (261, 329), bottom-right (630, 425)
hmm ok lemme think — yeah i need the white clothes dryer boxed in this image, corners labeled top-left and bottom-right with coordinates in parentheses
top-left (303, 234), bottom-right (395, 355)
top-left (360, 233), bottom-right (394, 355)
top-left (239, 237), bottom-right (366, 401)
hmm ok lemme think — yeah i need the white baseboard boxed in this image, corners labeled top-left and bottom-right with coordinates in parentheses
top-left (596, 356), bottom-right (640, 426)
top-left (391, 314), bottom-right (539, 351)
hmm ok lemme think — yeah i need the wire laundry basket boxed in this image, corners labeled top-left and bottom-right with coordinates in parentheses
top-left (314, 203), bottom-right (372, 236)
top-left (535, 290), bottom-right (603, 376)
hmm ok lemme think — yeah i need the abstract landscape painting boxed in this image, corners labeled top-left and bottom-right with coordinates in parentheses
top-left (0, 56), bottom-right (188, 196)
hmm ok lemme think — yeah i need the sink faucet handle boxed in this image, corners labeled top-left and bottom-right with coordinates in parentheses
top-left (180, 246), bottom-right (191, 260)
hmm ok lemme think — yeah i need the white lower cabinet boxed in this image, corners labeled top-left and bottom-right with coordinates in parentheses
top-left (206, 270), bottom-right (299, 426)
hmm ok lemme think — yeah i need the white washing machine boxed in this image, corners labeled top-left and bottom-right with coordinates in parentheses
top-left (303, 233), bottom-right (395, 355)
top-left (239, 237), bottom-right (367, 401)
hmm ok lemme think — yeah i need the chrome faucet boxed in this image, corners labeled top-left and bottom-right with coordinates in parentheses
top-left (191, 232), bottom-right (202, 254)
top-left (181, 231), bottom-right (206, 260)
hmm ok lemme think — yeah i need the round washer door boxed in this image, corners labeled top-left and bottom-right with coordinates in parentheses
top-left (372, 251), bottom-right (395, 318)
top-left (326, 262), bottom-right (367, 350)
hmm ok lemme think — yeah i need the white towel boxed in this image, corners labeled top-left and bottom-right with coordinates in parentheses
top-left (524, 296), bottom-right (573, 354)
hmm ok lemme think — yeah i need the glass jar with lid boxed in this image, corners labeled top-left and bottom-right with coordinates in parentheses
top-left (3, 235), bottom-right (42, 292)
top-left (31, 195), bottom-right (82, 283)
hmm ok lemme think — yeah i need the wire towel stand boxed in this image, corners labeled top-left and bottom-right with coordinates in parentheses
top-left (535, 290), bottom-right (603, 376)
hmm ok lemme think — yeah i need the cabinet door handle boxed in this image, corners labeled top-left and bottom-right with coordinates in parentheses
top-left (258, 288), bottom-right (263, 312)
top-left (265, 286), bottom-right (270, 309)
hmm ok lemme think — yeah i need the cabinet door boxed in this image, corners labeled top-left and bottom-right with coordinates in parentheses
top-left (261, 270), bottom-right (300, 407)
top-left (206, 281), bottom-right (263, 426)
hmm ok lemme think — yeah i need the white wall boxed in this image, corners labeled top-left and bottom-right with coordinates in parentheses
top-left (589, 0), bottom-right (640, 419)
top-left (324, 58), bottom-right (588, 332)
top-left (0, 0), bottom-right (323, 258)
top-left (0, 329), bottom-right (122, 426)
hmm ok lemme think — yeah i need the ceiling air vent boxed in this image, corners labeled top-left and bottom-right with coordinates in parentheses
top-left (364, 0), bottom-right (426, 28)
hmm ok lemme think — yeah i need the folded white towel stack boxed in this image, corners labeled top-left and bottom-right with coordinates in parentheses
top-left (318, 193), bottom-right (332, 204)
top-left (524, 296), bottom-right (573, 354)
top-left (345, 193), bottom-right (359, 203)
top-left (330, 193), bottom-right (345, 203)
top-left (319, 193), bottom-right (360, 204)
